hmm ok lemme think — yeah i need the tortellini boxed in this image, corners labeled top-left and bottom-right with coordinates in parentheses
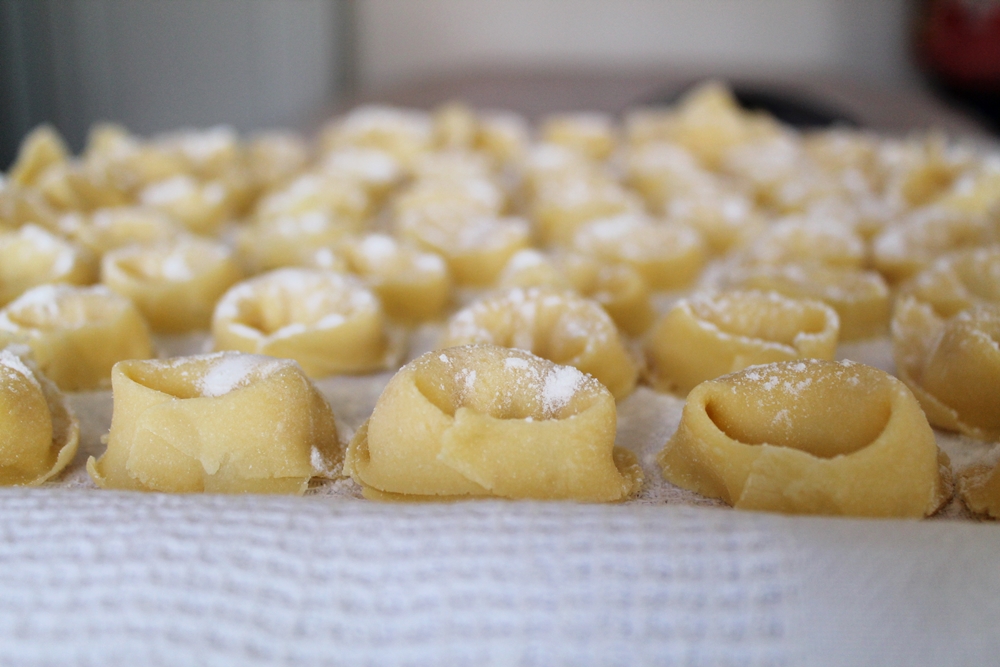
top-left (440, 287), bottom-right (638, 399)
top-left (138, 175), bottom-right (233, 236)
top-left (8, 125), bottom-right (70, 189)
top-left (531, 175), bottom-right (642, 247)
top-left (396, 207), bottom-right (529, 287)
top-left (872, 208), bottom-right (994, 284)
top-left (0, 224), bottom-right (97, 307)
top-left (558, 253), bottom-right (656, 336)
top-left (646, 291), bottom-right (839, 395)
top-left (497, 250), bottom-right (656, 336)
top-left (0, 346), bottom-right (79, 486)
top-left (658, 359), bottom-right (950, 517)
top-left (891, 248), bottom-right (1000, 440)
top-left (724, 263), bottom-right (891, 340)
top-left (101, 235), bottom-right (243, 333)
top-left (253, 172), bottom-right (372, 229)
top-left (344, 344), bottom-right (643, 501)
top-left (571, 214), bottom-right (706, 290)
top-left (321, 105), bottom-right (434, 167)
top-left (212, 268), bottom-right (397, 377)
top-left (236, 210), bottom-right (356, 275)
top-left (540, 112), bottom-right (617, 161)
top-left (0, 284), bottom-right (154, 391)
top-left (59, 206), bottom-right (181, 256)
top-left (87, 352), bottom-right (341, 494)
top-left (338, 233), bottom-right (451, 323)
top-left (737, 219), bottom-right (866, 270)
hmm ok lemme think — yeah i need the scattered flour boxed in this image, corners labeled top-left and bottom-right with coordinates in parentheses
top-left (0, 347), bottom-right (41, 391)
top-left (199, 353), bottom-right (277, 397)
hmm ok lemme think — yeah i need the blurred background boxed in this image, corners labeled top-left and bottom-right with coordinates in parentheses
top-left (2, 0), bottom-right (997, 169)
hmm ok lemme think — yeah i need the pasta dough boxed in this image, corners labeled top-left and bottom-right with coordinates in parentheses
top-left (540, 112), bottom-right (617, 161)
top-left (497, 250), bottom-right (656, 336)
top-left (439, 287), bottom-right (638, 400)
top-left (59, 206), bottom-right (181, 257)
top-left (396, 207), bottom-right (529, 287)
top-left (658, 359), bottom-right (950, 517)
top-left (0, 346), bottom-right (79, 486)
top-left (138, 175), bottom-right (232, 236)
top-left (559, 253), bottom-right (656, 336)
top-left (724, 263), bottom-right (891, 340)
top-left (531, 176), bottom-right (642, 247)
top-left (87, 352), bottom-right (341, 494)
top-left (894, 302), bottom-right (1000, 440)
top-left (571, 214), bottom-right (706, 290)
top-left (646, 290), bottom-right (839, 395)
top-left (892, 248), bottom-right (1000, 440)
top-left (958, 454), bottom-right (1000, 519)
top-left (236, 210), bottom-right (356, 275)
top-left (212, 268), bottom-right (397, 377)
top-left (344, 344), bottom-right (642, 501)
top-left (101, 235), bottom-right (243, 333)
top-left (338, 233), bottom-right (451, 323)
top-left (0, 224), bottom-right (97, 307)
top-left (873, 208), bottom-right (993, 284)
top-left (0, 284), bottom-right (154, 391)
top-left (738, 219), bottom-right (866, 270)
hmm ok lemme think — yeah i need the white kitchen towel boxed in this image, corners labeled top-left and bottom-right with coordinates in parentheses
top-left (2, 489), bottom-right (998, 667)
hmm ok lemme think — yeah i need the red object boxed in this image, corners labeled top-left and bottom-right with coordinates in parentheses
top-left (920, 0), bottom-right (1000, 86)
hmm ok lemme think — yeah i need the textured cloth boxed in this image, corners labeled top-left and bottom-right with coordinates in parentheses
top-left (2, 492), bottom-right (793, 666)
top-left (3, 491), bottom-right (1000, 666)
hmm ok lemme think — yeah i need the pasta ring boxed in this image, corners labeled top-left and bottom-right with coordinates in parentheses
top-left (439, 287), bottom-right (638, 399)
top-left (657, 359), bottom-right (950, 517)
top-left (87, 352), bottom-right (341, 494)
top-left (212, 268), bottom-right (399, 377)
top-left (345, 344), bottom-right (642, 501)
top-left (0, 346), bottom-right (78, 486)
top-left (646, 290), bottom-right (839, 395)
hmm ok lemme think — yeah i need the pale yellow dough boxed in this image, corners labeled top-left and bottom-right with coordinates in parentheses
top-left (344, 344), bottom-right (642, 501)
top-left (0, 346), bottom-right (79, 486)
top-left (571, 215), bottom-right (706, 290)
top-left (873, 208), bottom-right (994, 284)
top-left (138, 175), bottom-right (232, 236)
top-left (958, 456), bottom-right (1000, 519)
top-left (0, 284), bottom-right (154, 391)
top-left (739, 219), bottom-right (866, 270)
top-left (646, 291), bottom-right (839, 395)
top-left (497, 250), bottom-right (656, 336)
top-left (101, 236), bottom-right (243, 333)
top-left (87, 352), bottom-right (341, 494)
top-left (338, 233), bottom-right (451, 323)
top-left (531, 176), bottom-right (642, 247)
top-left (658, 359), bottom-right (950, 517)
top-left (396, 206), bottom-right (529, 287)
top-left (540, 112), bottom-right (617, 161)
top-left (439, 287), bottom-right (638, 400)
top-left (725, 263), bottom-right (891, 340)
top-left (236, 211), bottom-right (357, 275)
top-left (893, 302), bottom-right (1000, 441)
top-left (59, 206), bottom-right (181, 257)
top-left (0, 224), bottom-right (97, 307)
top-left (212, 268), bottom-right (397, 377)
top-left (559, 254), bottom-right (656, 336)
top-left (891, 248), bottom-right (1000, 440)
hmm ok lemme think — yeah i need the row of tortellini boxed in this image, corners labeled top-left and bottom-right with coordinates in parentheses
top-left (0, 333), bottom-right (956, 517)
top-left (3, 81), bottom-right (1000, 516)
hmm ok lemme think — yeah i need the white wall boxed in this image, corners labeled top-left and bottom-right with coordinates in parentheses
top-left (355, 0), bottom-right (917, 92)
top-left (42, 0), bottom-right (346, 146)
